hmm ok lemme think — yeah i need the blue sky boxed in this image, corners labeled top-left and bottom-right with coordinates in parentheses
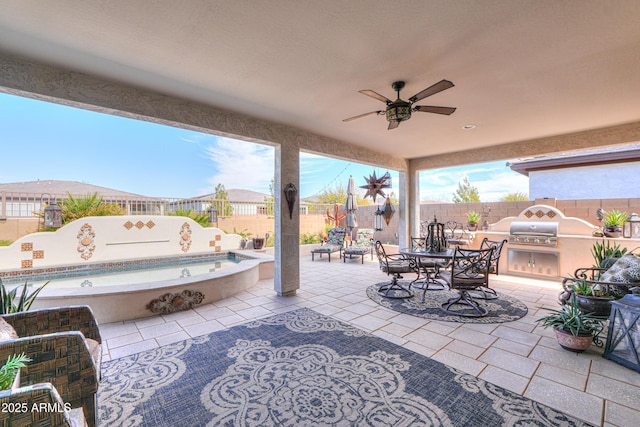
top-left (0, 93), bottom-right (527, 201)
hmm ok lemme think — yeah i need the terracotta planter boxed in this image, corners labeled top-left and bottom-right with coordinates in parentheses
top-left (576, 294), bottom-right (615, 317)
top-left (554, 327), bottom-right (593, 353)
top-left (603, 226), bottom-right (623, 238)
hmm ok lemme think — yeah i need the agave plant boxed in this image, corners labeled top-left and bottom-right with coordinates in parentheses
top-left (0, 279), bottom-right (49, 314)
top-left (590, 239), bottom-right (629, 269)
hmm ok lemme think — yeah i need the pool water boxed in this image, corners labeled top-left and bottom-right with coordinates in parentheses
top-left (3, 254), bottom-right (243, 289)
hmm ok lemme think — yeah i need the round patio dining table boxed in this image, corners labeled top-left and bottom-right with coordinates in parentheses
top-left (400, 247), bottom-right (454, 301)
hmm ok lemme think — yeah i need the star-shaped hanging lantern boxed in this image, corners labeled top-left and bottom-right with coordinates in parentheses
top-left (360, 171), bottom-right (392, 202)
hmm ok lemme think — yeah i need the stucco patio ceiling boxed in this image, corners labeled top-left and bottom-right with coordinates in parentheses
top-left (1, 1), bottom-right (639, 162)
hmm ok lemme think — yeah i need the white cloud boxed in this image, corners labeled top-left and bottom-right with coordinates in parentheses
top-left (203, 138), bottom-right (274, 194)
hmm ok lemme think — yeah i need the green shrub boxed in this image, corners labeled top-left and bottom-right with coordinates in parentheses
top-left (168, 207), bottom-right (210, 227)
top-left (0, 240), bottom-right (12, 247)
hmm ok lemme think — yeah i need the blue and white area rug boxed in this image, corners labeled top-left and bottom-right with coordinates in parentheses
top-left (98, 308), bottom-right (590, 426)
top-left (367, 283), bottom-right (529, 323)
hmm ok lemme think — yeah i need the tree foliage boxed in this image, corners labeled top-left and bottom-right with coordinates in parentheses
top-left (315, 183), bottom-right (370, 206)
top-left (500, 192), bottom-right (529, 202)
top-left (211, 183), bottom-right (233, 217)
top-left (452, 177), bottom-right (480, 203)
top-left (60, 192), bottom-right (125, 224)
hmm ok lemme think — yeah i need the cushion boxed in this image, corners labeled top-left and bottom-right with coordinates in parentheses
top-left (85, 338), bottom-right (102, 381)
top-left (0, 318), bottom-right (18, 341)
top-left (600, 254), bottom-right (640, 283)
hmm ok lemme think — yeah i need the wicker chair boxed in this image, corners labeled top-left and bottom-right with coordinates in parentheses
top-left (0, 383), bottom-right (88, 426)
top-left (0, 306), bottom-right (101, 427)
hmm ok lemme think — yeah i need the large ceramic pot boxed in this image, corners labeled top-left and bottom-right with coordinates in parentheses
top-left (554, 327), bottom-right (593, 353)
top-left (576, 294), bottom-right (615, 317)
top-left (603, 226), bottom-right (623, 238)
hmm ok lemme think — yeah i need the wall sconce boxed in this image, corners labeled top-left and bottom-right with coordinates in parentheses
top-left (623, 212), bottom-right (640, 238)
top-left (284, 183), bottom-right (297, 219)
top-left (382, 198), bottom-right (395, 226)
top-left (43, 198), bottom-right (62, 228)
top-left (481, 204), bottom-right (491, 231)
top-left (603, 294), bottom-right (640, 373)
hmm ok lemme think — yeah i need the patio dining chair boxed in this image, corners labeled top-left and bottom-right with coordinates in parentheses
top-left (343, 228), bottom-right (374, 263)
top-left (445, 221), bottom-right (473, 247)
top-left (439, 247), bottom-right (494, 317)
top-left (0, 306), bottom-right (102, 427)
top-left (480, 237), bottom-right (508, 275)
top-left (375, 241), bottom-right (416, 299)
top-left (408, 236), bottom-right (448, 293)
top-left (311, 227), bottom-right (346, 262)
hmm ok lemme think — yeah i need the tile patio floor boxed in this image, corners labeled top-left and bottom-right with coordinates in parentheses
top-left (98, 255), bottom-right (640, 426)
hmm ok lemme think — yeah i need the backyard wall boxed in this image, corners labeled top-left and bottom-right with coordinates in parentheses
top-left (2, 197), bottom-right (639, 247)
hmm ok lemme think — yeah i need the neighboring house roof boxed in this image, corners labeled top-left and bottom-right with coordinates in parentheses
top-left (507, 143), bottom-right (640, 176)
top-left (0, 180), bottom-right (149, 199)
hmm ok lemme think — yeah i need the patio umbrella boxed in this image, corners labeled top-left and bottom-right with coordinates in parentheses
top-left (345, 175), bottom-right (358, 242)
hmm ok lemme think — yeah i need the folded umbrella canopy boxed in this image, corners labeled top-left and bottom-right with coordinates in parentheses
top-left (345, 175), bottom-right (358, 242)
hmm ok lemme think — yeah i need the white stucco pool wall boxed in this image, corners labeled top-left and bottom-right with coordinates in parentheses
top-left (0, 216), bottom-right (274, 322)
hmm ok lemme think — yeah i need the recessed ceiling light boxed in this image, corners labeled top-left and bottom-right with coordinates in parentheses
top-left (462, 124), bottom-right (476, 130)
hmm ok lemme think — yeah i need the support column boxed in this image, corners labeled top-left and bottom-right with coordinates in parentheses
top-left (409, 167), bottom-right (421, 238)
top-left (274, 143), bottom-right (300, 296)
top-left (398, 170), bottom-right (412, 249)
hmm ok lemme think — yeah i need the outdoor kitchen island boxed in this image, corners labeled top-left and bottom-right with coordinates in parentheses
top-left (473, 204), bottom-right (640, 279)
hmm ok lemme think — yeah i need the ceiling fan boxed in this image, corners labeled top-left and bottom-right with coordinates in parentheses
top-left (343, 80), bottom-right (456, 130)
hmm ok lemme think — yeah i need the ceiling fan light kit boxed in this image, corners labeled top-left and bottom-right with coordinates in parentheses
top-left (344, 79), bottom-right (456, 130)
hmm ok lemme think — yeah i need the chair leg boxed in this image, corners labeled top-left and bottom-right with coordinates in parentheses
top-left (377, 275), bottom-right (412, 299)
top-left (440, 290), bottom-right (488, 317)
top-left (469, 286), bottom-right (498, 300)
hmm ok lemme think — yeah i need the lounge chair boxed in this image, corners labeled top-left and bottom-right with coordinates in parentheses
top-left (343, 228), bottom-right (374, 263)
top-left (311, 227), bottom-right (346, 262)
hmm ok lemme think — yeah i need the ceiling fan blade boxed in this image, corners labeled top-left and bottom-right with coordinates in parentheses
top-left (359, 90), bottom-right (392, 104)
top-left (414, 105), bottom-right (457, 115)
top-left (409, 79), bottom-right (454, 103)
top-left (343, 110), bottom-right (384, 122)
top-left (387, 120), bottom-right (400, 130)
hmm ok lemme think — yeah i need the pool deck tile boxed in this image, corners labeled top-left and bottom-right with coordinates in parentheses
top-left (97, 256), bottom-right (640, 426)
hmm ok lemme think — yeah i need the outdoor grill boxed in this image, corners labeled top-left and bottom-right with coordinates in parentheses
top-left (509, 221), bottom-right (558, 247)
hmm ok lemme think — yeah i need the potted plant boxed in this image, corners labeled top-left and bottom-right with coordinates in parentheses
top-left (466, 211), bottom-right (481, 231)
top-left (602, 209), bottom-right (627, 238)
top-left (568, 278), bottom-right (616, 317)
top-left (537, 293), bottom-right (606, 352)
top-left (0, 353), bottom-right (30, 390)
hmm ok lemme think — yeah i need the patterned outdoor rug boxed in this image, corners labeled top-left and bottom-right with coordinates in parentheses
top-left (98, 308), bottom-right (589, 427)
top-left (368, 282), bottom-right (528, 323)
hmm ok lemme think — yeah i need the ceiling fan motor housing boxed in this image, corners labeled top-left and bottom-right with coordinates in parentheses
top-left (386, 100), bottom-right (412, 122)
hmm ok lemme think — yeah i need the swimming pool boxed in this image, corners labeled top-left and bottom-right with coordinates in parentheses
top-left (2, 253), bottom-right (243, 289)
top-left (0, 251), bottom-right (274, 323)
